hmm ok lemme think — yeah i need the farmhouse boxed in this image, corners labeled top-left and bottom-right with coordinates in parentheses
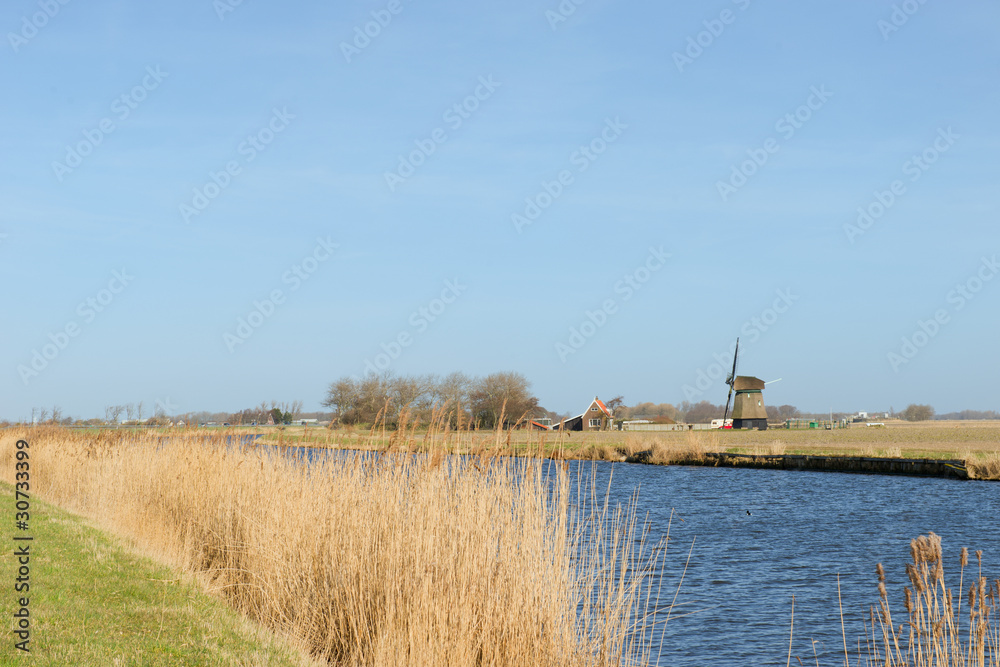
top-left (554, 397), bottom-right (613, 432)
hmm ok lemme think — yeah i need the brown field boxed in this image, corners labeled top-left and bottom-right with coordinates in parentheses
top-left (257, 419), bottom-right (1000, 480)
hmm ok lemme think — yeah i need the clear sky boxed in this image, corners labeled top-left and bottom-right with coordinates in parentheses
top-left (2, 0), bottom-right (998, 421)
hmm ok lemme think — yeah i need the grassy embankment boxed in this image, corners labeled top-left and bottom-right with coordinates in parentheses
top-left (1, 427), bottom-right (670, 666)
top-left (0, 481), bottom-right (319, 666)
top-left (257, 419), bottom-right (1000, 480)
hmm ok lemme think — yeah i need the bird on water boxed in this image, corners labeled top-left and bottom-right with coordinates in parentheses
top-left (746, 510), bottom-right (752, 516)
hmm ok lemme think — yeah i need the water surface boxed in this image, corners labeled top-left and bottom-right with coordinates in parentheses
top-left (573, 462), bottom-right (999, 666)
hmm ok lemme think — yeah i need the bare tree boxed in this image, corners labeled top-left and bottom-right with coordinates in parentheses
top-left (136, 401), bottom-right (144, 423)
top-left (322, 373), bottom-right (425, 425)
top-left (50, 406), bottom-right (63, 424)
top-left (770, 404), bottom-right (800, 421)
top-left (359, 374), bottom-right (393, 424)
top-left (105, 404), bottom-right (125, 425)
top-left (391, 375), bottom-right (433, 418)
top-left (901, 404), bottom-right (935, 421)
top-left (469, 372), bottom-right (538, 428)
top-left (435, 371), bottom-right (471, 428)
top-left (604, 396), bottom-right (625, 417)
top-left (38, 408), bottom-right (50, 423)
top-left (323, 377), bottom-right (364, 423)
top-left (682, 401), bottom-right (724, 424)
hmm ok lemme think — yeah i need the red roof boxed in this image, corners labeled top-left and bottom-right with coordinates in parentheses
top-left (594, 398), bottom-right (611, 416)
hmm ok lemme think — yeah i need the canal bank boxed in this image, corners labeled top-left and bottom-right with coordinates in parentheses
top-left (621, 450), bottom-right (977, 479)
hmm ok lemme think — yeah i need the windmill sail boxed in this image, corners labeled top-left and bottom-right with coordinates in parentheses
top-left (721, 338), bottom-right (739, 428)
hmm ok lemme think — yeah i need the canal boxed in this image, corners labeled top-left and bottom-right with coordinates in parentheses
top-left (569, 461), bottom-right (1000, 665)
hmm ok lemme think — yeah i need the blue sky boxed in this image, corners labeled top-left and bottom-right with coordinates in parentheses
top-left (2, 0), bottom-right (998, 420)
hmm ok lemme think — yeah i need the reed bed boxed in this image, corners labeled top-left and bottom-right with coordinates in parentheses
top-left (1, 426), bottom-right (669, 666)
top-left (862, 533), bottom-right (999, 666)
top-left (966, 453), bottom-right (1000, 481)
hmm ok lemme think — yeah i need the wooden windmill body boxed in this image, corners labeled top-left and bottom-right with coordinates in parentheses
top-left (721, 339), bottom-right (769, 430)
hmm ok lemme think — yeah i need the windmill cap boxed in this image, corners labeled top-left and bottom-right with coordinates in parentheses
top-left (732, 376), bottom-right (766, 391)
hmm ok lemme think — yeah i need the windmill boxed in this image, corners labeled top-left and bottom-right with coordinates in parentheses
top-left (720, 338), bottom-right (769, 430)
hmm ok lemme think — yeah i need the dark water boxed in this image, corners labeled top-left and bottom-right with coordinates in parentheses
top-left (570, 462), bottom-right (1000, 666)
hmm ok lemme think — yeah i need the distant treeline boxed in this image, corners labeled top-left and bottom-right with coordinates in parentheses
top-left (10, 393), bottom-right (998, 427)
top-left (935, 410), bottom-right (1000, 420)
top-left (618, 403), bottom-right (1000, 423)
top-left (616, 401), bottom-right (803, 424)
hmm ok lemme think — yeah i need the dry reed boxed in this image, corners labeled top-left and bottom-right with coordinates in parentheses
top-left (748, 440), bottom-right (788, 456)
top-left (966, 452), bottom-right (1000, 481)
top-left (1, 426), bottom-right (669, 666)
top-left (865, 533), bottom-right (999, 666)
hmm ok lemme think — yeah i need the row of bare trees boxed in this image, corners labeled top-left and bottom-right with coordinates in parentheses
top-left (102, 403), bottom-right (146, 424)
top-left (322, 372), bottom-right (541, 428)
top-left (29, 406), bottom-right (71, 424)
top-left (227, 400), bottom-right (304, 425)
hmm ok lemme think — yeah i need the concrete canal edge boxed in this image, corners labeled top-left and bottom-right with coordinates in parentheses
top-left (623, 451), bottom-right (972, 480)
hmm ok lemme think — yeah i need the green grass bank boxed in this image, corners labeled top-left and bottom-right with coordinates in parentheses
top-left (0, 482), bottom-right (317, 667)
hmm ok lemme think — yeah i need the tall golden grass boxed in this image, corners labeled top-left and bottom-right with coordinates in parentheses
top-left (1, 427), bottom-right (670, 666)
top-left (864, 533), bottom-right (999, 666)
